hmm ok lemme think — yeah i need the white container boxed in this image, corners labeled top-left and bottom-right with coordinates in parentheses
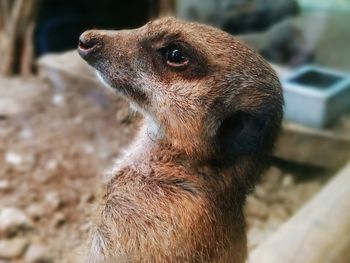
top-left (282, 65), bottom-right (350, 128)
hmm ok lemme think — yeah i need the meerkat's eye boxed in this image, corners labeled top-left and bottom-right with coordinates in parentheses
top-left (161, 45), bottom-right (189, 67)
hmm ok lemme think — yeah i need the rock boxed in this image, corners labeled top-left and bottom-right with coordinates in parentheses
top-left (37, 51), bottom-right (99, 87)
top-left (245, 196), bottom-right (268, 219)
top-left (0, 98), bottom-right (22, 118)
top-left (45, 160), bottom-right (58, 171)
top-left (5, 152), bottom-right (23, 166)
top-left (264, 166), bottom-right (283, 190)
top-left (115, 108), bottom-right (131, 123)
top-left (18, 155), bottom-right (36, 173)
top-left (19, 128), bottom-right (34, 140)
top-left (0, 208), bottom-right (33, 237)
top-left (33, 170), bottom-right (52, 184)
top-left (24, 244), bottom-right (52, 263)
top-left (44, 192), bottom-right (62, 211)
top-left (270, 204), bottom-right (290, 221)
top-left (81, 143), bottom-right (95, 155)
top-left (0, 238), bottom-right (29, 259)
top-left (53, 213), bottom-right (66, 228)
top-left (80, 193), bottom-right (95, 204)
top-left (26, 204), bottom-right (46, 221)
top-left (0, 181), bottom-right (10, 192)
top-left (0, 126), bottom-right (12, 138)
top-left (51, 93), bottom-right (65, 106)
top-left (80, 222), bottom-right (91, 233)
top-left (5, 152), bottom-right (36, 172)
top-left (254, 185), bottom-right (268, 200)
top-left (281, 174), bottom-right (295, 188)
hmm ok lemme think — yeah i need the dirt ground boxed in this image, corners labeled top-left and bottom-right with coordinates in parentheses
top-left (0, 75), bottom-right (341, 262)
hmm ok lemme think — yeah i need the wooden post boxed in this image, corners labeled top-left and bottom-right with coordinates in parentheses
top-left (274, 122), bottom-right (350, 170)
top-left (249, 161), bottom-right (350, 263)
top-left (0, 0), bottom-right (40, 76)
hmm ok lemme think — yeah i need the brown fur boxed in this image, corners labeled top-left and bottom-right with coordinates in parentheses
top-left (78, 17), bottom-right (283, 263)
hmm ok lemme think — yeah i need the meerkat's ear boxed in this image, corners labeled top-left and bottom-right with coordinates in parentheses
top-left (215, 109), bottom-right (277, 160)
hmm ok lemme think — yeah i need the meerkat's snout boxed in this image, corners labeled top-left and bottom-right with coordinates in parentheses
top-left (78, 30), bottom-right (105, 61)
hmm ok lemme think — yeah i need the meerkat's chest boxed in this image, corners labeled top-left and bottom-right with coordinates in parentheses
top-left (95, 172), bottom-right (246, 263)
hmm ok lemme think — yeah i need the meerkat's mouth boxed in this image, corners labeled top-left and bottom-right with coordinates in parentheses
top-left (96, 71), bottom-right (150, 109)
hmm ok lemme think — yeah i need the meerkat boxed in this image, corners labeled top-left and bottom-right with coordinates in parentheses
top-left (78, 17), bottom-right (283, 263)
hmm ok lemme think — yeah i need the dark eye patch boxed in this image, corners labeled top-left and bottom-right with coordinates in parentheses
top-left (139, 31), bottom-right (212, 80)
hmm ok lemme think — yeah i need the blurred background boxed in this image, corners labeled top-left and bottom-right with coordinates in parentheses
top-left (0, 0), bottom-right (349, 262)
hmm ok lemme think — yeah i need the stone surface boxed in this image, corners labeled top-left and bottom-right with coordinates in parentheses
top-left (282, 174), bottom-right (295, 188)
top-left (24, 244), bottom-right (52, 263)
top-left (37, 51), bottom-right (100, 89)
top-left (0, 208), bottom-right (33, 237)
top-left (0, 238), bottom-right (29, 259)
top-left (246, 196), bottom-right (269, 219)
top-left (53, 213), bottom-right (66, 228)
top-left (0, 98), bottom-right (22, 118)
top-left (26, 203), bottom-right (46, 221)
top-left (4, 152), bottom-right (23, 166)
top-left (264, 166), bottom-right (283, 190)
top-left (44, 192), bottom-right (62, 212)
top-left (0, 181), bottom-right (10, 192)
top-left (115, 108), bottom-right (131, 123)
top-left (254, 185), bottom-right (268, 200)
top-left (80, 193), bottom-right (95, 204)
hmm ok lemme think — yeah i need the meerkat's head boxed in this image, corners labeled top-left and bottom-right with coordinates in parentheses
top-left (78, 17), bottom-right (283, 164)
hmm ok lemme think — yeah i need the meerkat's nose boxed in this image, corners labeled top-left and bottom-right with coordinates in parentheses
top-left (78, 30), bottom-right (103, 60)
